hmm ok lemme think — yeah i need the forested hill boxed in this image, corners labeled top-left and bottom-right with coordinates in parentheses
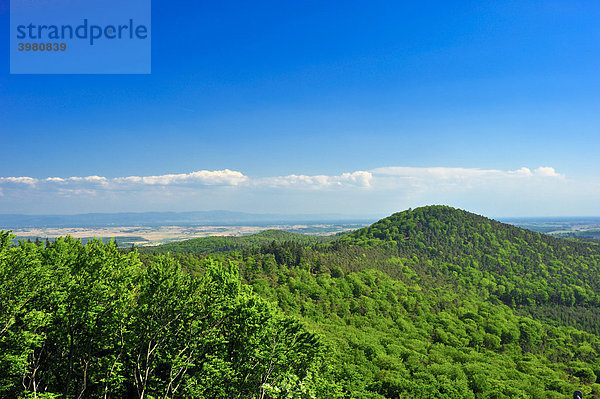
top-left (4, 207), bottom-right (600, 398)
top-left (340, 205), bottom-right (598, 263)
top-left (337, 205), bottom-right (600, 332)
top-left (140, 229), bottom-right (339, 254)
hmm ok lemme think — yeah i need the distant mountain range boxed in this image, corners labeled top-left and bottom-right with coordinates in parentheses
top-left (0, 211), bottom-right (379, 228)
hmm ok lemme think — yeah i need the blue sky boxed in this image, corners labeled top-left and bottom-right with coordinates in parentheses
top-left (1, 1), bottom-right (599, 217)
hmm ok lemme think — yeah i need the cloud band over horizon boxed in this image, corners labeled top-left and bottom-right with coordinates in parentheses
top-left (0, 166), bottom-right (597, 216)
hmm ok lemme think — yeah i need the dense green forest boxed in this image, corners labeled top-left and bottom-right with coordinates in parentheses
top-left (335, 206), bottom-right (600, 334)
top-left (0, 232), bottom-right (331, 398)
top-left (139, 229), bottom-right (340, 255)
top-left (2, 206), bottom-right (600, 398)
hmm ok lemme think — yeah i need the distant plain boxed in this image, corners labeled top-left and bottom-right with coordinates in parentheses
top-left (8, 223), bottom-right (369, 246)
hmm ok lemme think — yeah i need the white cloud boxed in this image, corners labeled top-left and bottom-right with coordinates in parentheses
top-left (340, 171), bottom-right (373, 187)
top-left (372, 166), bottom-right (493, 179)
top-left (257, 171), bottom-right (372, 189)
top-left (0, 170), bottom-right (247, 190)
top-left (0, 166), bottom-right (561, 194)
top-left (508, 167), bottom-right (532, 176)
top-left (366, 165), bottom-right (568, 199)
top-left (533, 166), bottom-right (561, 177)
top-left (0, 176), bottom-right (38, 185)
top-left (114, 169), bottom-right (248, 186)
top-left (67, 176), bottom-right (109, 184)
top-left (45, 177), bottom-right (66, 183)
top-left (44, 176), bottom-right (109, 185)
top-left (371, 166), bottom-right (563, 180)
